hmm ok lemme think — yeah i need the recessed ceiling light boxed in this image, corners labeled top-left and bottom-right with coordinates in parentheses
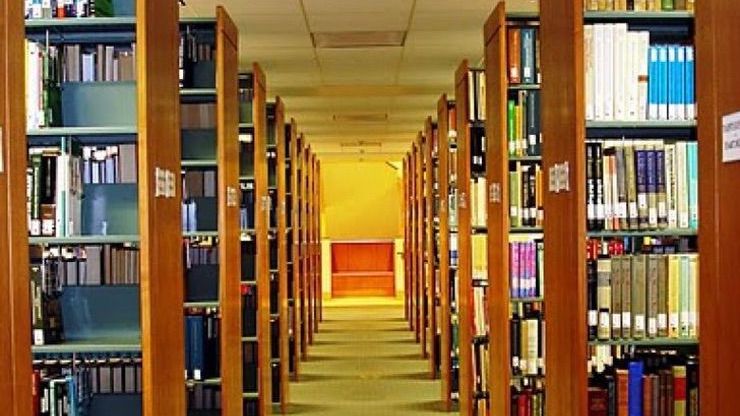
top-left (312, 31), bottom-right (407, 49)
top-left (333, 113), bottom-right (389, 123)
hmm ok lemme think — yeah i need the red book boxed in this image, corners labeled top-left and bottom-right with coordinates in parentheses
top-left (519, 391), bottom-right (528, 416)
top-left (588, 387), bottom-right (608, 416)
top-left (673, 366), bottom-right (687, 416)
top-left (508, 28), bottom-right (522, 84)
top-left (31, 370), bottom-right (40, 415)
top-left (643, 375), bottom-right (654, 416)
top-left (617, 369), bottom-right (629, 416)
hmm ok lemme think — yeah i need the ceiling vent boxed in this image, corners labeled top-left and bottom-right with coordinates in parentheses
top-left (312, 31), bottom-right (407, 49)
top-left (333, 113), bottom-right (389, 123)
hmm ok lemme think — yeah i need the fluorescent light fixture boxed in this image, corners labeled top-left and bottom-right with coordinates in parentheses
top-left (312, 31), bottom-right (406, 49)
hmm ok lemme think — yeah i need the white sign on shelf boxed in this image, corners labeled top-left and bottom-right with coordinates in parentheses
top-left (723, 111), bottom-right (740, 163)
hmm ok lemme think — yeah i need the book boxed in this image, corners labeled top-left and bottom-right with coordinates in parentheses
top-left (508, 28), bottom-right (522, 84)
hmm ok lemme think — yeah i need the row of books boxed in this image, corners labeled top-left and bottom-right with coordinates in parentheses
top-left (588, 350), bottom-right (698, 416)
top-left (585, 0), bottom-right (695, 11)
top-left (182, 199), bottom-right (217, 233)
top-left (473, 284), bottom-right (488, 338)
top-left (184, 311), bottom-right (220, 381)
top-left (467, 70), bottom-right (486, 122)
top-left (511, 303), bottom-right (544, 376)
top-left (507, 90), bottom-right (541, 157)
top-left (587, 238), bottom-right (698, 341)
top-left (510, 240), bottom-right (544, 300)
top-left (28, 143), bottom-right (83, 237)
top-left (470, 177), bottom-right (487, 228)
top-left (510, 163), bottom-right (544, 229)
top-left (507, 27), bottom-right (540, 86)
top-left (585, 25), bottom-right (695, 122)
top-left (586, 140), bottom-right (698, 232)
top-left (32, 356), bottom-right (143, 415)
top-left (240, 181), bottom-right (256, 230)
top-left (183, 170), bottom-right (217, 200)
top-left (62, 44), bottom-right (136, 83)
top-left (82, 145), bottom-right (137, 184)
top-left (25, 0), bottom-right (116, 19)
top-left (179, 30), bottom-right (215, 89)
top-left (182, 103), bottom-right (216, 130)
top-left (511, 379), bottom-right (545, 416)
top-left (188, 385), bottom-right (221, 413)
top-left (469, 128), bottom-right (486, 172)
top-left (31, 244), bottom-right (140, 287)
top-left (472, 341), bottom-right (489, 400)
top-left (184, 241), bottom-right (219, 269)
top-left (30, 261), bottom-right (63, 346)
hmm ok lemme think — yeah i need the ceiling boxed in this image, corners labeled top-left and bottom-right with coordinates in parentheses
top-left (181, 0), bottom-right (538, 161)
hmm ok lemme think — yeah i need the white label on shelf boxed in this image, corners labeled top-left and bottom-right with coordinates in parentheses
top-left (588, 310), bottom-right (598, 326)
top-left (227, 186), bottom-right (239, 207)
top-left (722, 111), bottom-right (740, 162)
top-left (634, 315), bottom-right (646, 333)
top-left (612, 314), bottom-right (621, 330)
top-left (489, 182), bottom-right (501, 203)
top-left (648, 317), bottom-right (658, 337)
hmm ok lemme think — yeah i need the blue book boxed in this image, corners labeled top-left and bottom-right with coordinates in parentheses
top-left (667, 45), bottom-right (678, 120)
top-left (688, 142), bottom-right (698, 229)
top-left (677, 46), bottom-right (686, 120)
top-left (189, 315), bottom-right (205, 380)
top-left (658, 46), bottom-right (669, 120)
top-left (646, 149), bottom-right (658, 228)
top-left (636, 148), bottom-right (649, 229)
top-left (685, 46), bottom-right (695, 119)
top-left (648, 46), bottom-right (659, 120)
top-left (66, 375), bottom-right (78, 416)
top-left (520, 28), bottom-right (536, 85)
top-left (628, 361), bottom-right (644, 415)
top-left (184, 319), bottom-right (192, 378)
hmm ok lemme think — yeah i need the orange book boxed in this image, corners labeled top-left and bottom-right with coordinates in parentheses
top-left (643, 375), bottom-right (654, 416)
top-left (507, 28), bottom-right (521, 84)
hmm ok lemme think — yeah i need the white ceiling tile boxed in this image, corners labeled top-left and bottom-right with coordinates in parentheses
top-left (303, 0), bottom-right (413, 15)
top-left (309, 13), bottom-right (410, 32)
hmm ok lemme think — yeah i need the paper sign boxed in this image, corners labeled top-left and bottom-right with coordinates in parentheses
top-left (722, 111), bottom-right (740, 162)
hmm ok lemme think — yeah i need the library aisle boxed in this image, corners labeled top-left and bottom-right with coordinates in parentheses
top-left (289, 301), bottom-right (445, 415)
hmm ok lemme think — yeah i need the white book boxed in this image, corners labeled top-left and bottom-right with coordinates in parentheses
top-left (585, 25), bottom-right (595, 121)
top-left (675, 142), bottom-right (689, 229)
top-left (613, 24), bottom-right (628, 121)
top-left (603, 24), bottom-right (615, 121)
top-left (593, 25), bottom-right (604, 120)
top-left (664, 144), bottom-right (677, 228)
top-left (82, 53), bottom-right (95, 83)
top-left (26, 41), bottom-right (41, 129)
top-left (625, 33), bottom-right (638, 121)
top-left (603, 149), bottom-right (613, 229)
top-left (648, 45), bottom-right (660, 121)
top-left (637, 32), bottom-right (650, 121)
top-left (668, 46), bottom-right (679, 120)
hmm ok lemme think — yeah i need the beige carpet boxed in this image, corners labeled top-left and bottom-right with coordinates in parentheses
top-left (288, 301), bottom-right (448, 415)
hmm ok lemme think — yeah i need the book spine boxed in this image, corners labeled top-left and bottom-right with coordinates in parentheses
top-left (636, 146), bottom-right (649, 230)
top-left (521, 28), bottom-right (536, 85)
top-left (656, 144), bottom-right (667, 229)
top-left (628, 361), bottom-right (644, 416)
top-left (685, 46), bottom-right (695, 119)
top-left (588, 257), bottom-right (599, 341)
top-left (687, 142), bottom-right (698, 230)
top-left (646, 146), bottom-right (658, 229)
top-left (508, 28), bottom-right (521, 84)
top-left (597, 258), bottom-right (612, 340)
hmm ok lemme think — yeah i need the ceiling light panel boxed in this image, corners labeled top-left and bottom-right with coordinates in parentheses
top-left (312, 31), bottom-right (406, 49)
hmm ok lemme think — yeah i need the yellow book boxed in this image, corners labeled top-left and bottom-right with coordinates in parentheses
top-left (688, 254), bottom-right (698, 337)
top-left (687, 0), bottom-right (695, 11)
top-left (634, 0), bottom-right (647, 10)
top-left (586, 0), bottom-right (600, 11)
top-left (647, 0), bottom-right (659, 10)
top-left (668, 255), bottom-right (680, 338)
top-left (520, 316), bottom-right (529, 374)
top-left (616, 0), bottom-right (627, 10)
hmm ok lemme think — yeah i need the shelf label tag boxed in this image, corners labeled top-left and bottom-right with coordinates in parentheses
top-left (489, 182), bottom-right (501, 203)
top-left (155, 167), bottom-right (165, 197)
top-left (458, 192), bottom-right (467, 209)
top-left (227, 186), bottom-right (238, 207)
top-left (723, 111), bottom-right (740, 163)
top-left (548, 162), bottom-right (570, 194)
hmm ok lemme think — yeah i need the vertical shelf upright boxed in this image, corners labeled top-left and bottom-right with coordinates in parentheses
top-left (298, 135), bottom-right (309, 360)
top-left (437, 95), bottom-right (459, 410)
top-left (418, 131), bottom-right (428, 355)
top-left (485, 5), bottom-right (545, 416)
top-left (315, 158), bottom-right (323, 326)
top-left (409, 145), bottom-right (418, 337)
top-left (1, 1), bottom-right (32, 414)
top-left (310, 152), bottom-right (320, 336)
top-left (425, 116), bottom-right (439, 374)
top-left (276, 102), bottom-right (290, 412)
top-left (455, 61), bottom-right (490, 416)
top-left (414, 138), bottom-right (422, 344)
top-left (289, 126), bottom-right (302, 376)
top-left (180, 8), bottom-right (241, 415)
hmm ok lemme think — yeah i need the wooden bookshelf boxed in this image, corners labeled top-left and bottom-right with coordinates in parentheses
top-left (1, 1), bottom-right (33, 414)
top-left (289, 122), bottom-right (301, 379)
top-left (424, 116), bottom-right (438, 372)
top-left (310, 152), bottom-right (319, 335)
top-left (404, 155), bottom-right (411, 325)
top-left (409, 146), bottom-right (418, 336)
top-left (299, 139), bottom-right (309, 359)
top-left (252, 63), bottom-right (273, 416)
top-left (418, 131), bottom-right (428, 353)
top-left (306, 148), bottom-right (315, 345)
top-left (696, 1), bottom-right (737, 414)
top-left (454, 60), bottom-right (478, 416)
top-left (436, 95), bottom-right (456, 411)
top-left (276, 100), bottom-right (290, 412)
top-left (315, 159), bottom-right (323, 325)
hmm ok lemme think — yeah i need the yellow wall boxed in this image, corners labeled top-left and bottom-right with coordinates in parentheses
top-left (320, 160), bottom-right (402, 240)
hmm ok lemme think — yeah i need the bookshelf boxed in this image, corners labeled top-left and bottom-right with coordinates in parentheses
top-left (404, 155), bottom-right (411, 326)
top-left (296, 135), bottom-right (309, 360)
top-left (411, 139), bottom-right (421, 343)
top-left (276, 107), bottom-right (291, 412)
top-left (484, 5), bottom-right (546, 416)
top-left (306, 148), bottom-right (316, 345)
top-left (454, 61), bottom-right (489, 416)
top-left (20, 0), bottom-right (185, 414)
top-left (539, 2), bottom-right (700, 414)
top-left (289, 123), bottom-right (302, 380)
top-left (418, 131), bottom-right (428, 354)
top-left (696, 1), bottom-right (737, 413)
top-left (314, 158), bottom-right (323, 326)
top-left (424, 116), bottom-right (439, 374)
top-left (179, 9), bottom-right (241, 415)
top-left (436, 95), bottom-right (458, 410)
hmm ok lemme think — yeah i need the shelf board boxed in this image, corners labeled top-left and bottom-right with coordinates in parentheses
top-left (242, 392), bottom-right (259, 399)
top-left (32, 338), bottom-right (141, 354)
top-left (472, 226), bottom-right (487, 234)
top-left (180, 88), bottom-right (217, 97)
top-left (584, 11), bottom-right (694, 20)
top-left (182, 159), bottom-right (217, 167)
top-left (29, 235), bottom-right (140, 245)
top-left (186, 378), bottom-right (221, 386)
top-left (28, 126), bottom-right (138, 136)
top-left (587, 229), bottom-right (697, 238)
top-left (239, 175), bottom-right (255, 181)
top-left (588, 338), bottom-right (699, 347)
top-left (242, 280), bottom-right (257, 286)
top-left (25, 17), bottom-right (136, 29)
top-left (586, 120), bottom-right (696, 129)
top-left (508, 83), bottom-right (541, 91)
top-left (184, 301), bottom-right (220, 309)
top-left (242, 336), bottom-right (258, 343)
top-left (239, 123), bottom-right (254, 129)
top-left (506, 11), bottom-right (540, 20)
top-left (511, 297), bottom-right (544, 303)
top-left (510, 155), bottom-right (542, 162)
top-left (183, 231), bottom-right (219, 238)
top-left (510, 227), bottom-right (543, 234)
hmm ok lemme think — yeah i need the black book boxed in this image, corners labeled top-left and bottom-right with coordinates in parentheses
top-left (587, 143), bottom-right (597, 231)
top-left (587, 258), bottom-right (598, 341)
top-left (594, 143), bottom-right (605, 231)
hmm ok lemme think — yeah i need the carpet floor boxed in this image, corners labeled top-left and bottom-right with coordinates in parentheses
top-left (288, 302), bottom-right (448, 415)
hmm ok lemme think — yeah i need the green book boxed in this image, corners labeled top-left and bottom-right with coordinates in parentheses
top-left (508, 100), bottom-right (516, 156)
top-left (620, 256), bottom-right (632, 339)
top-left (631, 254), bottom-right (647, 340)
top-left (509, 166), bottom-right (521, 227)
top-left (657, 255), bottom-right (669, 337)
top-left (647, 254), bottom-right (660, 338)
top-left (662, 0), bottom-right (675, 10)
